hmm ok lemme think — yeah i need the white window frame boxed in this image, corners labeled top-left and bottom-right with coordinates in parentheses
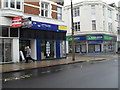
top-left (73, 7), bottom-right (80, 17)
top-left (57, 7), bottom-right (62, 20)
top-left (73, 22), bottom-right (80, 31)
top-left (91, 5), bottom-right (95, 15)
top-left (41, 2), bottom-right (50, 18)
top-left (92, 20), bottom-right (96, 30)
top-left (2, 0), bottom-right (23, 11)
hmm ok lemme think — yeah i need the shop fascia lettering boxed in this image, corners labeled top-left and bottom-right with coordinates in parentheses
top-left (87, 35), bottom-right (103, 40)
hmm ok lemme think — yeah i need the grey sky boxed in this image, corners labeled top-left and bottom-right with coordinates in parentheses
top-left (64, 0), bottom-right (120, 6)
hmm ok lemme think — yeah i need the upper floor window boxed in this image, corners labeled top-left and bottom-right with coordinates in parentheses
top-left (57, 7), bottom-right (62, 20)
top-left (16, 0), bottom-right (21, 9)
top-left (3, 0), bottom-right (23, 10)
top-left (91, 5), bottom-right (95, 15)
top-left (73, 7), bottom-right (80, 17)
top-left (3, 0), bottom-right (8, 8)
top-left (92, 20), bottom-right (96, 30)
top-left (73, 22), bottom-right (80, 31)
top-left (10, 0), bottom-right (15, 8)
top-left (103, 5), bottom-right (105, 16)
top-left (41, 2), bottom-right (49, 17)
top-left (108, 9), bottom-right (112, 18)
top-left (108, 23), bottom-right (112, 32)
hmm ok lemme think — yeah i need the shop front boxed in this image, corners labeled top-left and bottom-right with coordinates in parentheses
top-left (20, 21), bottom-right (67, 60)
top-left (0, 26), bottom-right (19, 64)
top-left (66, 34), bottom-right (117, 54)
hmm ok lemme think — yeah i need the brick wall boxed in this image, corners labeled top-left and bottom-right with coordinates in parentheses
top-left (52, 12), bottom-right (57, 19)
top-left (24, 0), bottom-right (40, 15)
top-left (24, 5), bottom-right (40, 15)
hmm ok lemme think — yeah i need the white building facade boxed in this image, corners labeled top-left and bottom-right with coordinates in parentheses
top-left (0, 0), bottom-right (67, 64)
top-left (64, 0), bottom-right (118, 54)
top-left (118, 1), bottom-right (120, 52)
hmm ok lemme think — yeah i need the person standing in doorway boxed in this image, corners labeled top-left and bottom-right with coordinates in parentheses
top-left (25, 46), bottom-right (35, 63)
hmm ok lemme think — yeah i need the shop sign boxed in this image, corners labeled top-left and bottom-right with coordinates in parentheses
top-left (87, 35), bottom-right (103, 40)
top-left (58, 25), bottom-right (67, 31)
top-left (87, 41), bottom-right (103, 44)
top-left (66, 36), bottom-right (86, 41)
top-left (12, 16), bottom-right (22, 27)
top-left (22, 17), bottom-right (32, 28)
top-left (103, 35), bottom-right (114, 40)
top-left (31, 21), bottom-right (58, 31)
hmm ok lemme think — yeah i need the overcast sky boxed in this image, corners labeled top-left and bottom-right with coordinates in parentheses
top-left (64, 0), bottom-right (120, 6)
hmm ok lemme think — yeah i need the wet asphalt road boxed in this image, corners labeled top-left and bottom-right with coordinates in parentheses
top-left (2, 57), bottom-right (118, 88)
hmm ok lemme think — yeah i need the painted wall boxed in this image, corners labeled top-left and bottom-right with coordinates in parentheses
top-left (12, 39), bottom-right (19, 63)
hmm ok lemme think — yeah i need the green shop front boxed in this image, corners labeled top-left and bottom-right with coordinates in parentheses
top-left (66, 34), bottom-right (117, 53)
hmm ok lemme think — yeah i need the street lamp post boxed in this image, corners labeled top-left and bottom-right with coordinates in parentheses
top-left (71, 0), bottom-right (75, 61)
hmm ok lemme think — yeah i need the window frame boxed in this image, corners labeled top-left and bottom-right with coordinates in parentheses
top-left (41, 2), bottom-right (49, 17)
top-left (57, 7), bottom-right (62, 20)
top-left (73, 22), bottom-right (80, 31)
top-left (2, 0), bottom-right (23, 11)
top-left (92, 20), bottom-right (96, 30)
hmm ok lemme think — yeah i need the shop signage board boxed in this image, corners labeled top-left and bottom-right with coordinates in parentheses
top-left (31, 21), bottom-right (67, 32)
top-left (87, 35), bottom-right (103, 40)
top-left (66, 36), bottom-right (86, 41)
top-left (12, 16), bottom-right (22, 27)
top-left (87, 41), bottom-right (103, 44)
top-left (103, 35), bottom-right (114, 40)
top-left (22, 17), bottom-right (32, 28)
top-left (58, 25), bottom-right (67, 31)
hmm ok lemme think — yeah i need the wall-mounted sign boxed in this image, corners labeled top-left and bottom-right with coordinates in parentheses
top-left (66, 36), bottom-right (86, 41)
top-left (31, 21), bottom-right (58, 31)
top-left (30, 21), bottom-right (67, 32)
top-left (87, 35), bottom-right (103, 40)
top-left (87, 41), bottom-right (103, 44)
top-left (22, 17), bottom-right (32, 28)
top-left (12, 16), bottom-right (22, 27)
top-left (58, 25), bottom-right (67, 31)
top-left (103, 35), bottom-right (114, 40)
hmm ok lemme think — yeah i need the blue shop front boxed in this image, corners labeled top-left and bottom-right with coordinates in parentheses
top-left (20, 21), bottom-right (67, 60)
top-left (67, 34), bottom-right (117, 54)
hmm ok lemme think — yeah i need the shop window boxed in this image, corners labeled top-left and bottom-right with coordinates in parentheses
top-left (60, 41), bottom-right (66, 57)
top-left (41, 2), bottom-right (49, 17)
top-left (41, 40), bottom-right (56, 59)
top-left (10, 28), bottom-right (19, 37)
top-left (2, 27), bottom-right (9, 37)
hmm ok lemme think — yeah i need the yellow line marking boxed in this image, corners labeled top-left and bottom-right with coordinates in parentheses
top-left (3, 74), bottom-right (33, 82)
top-left (41, 71), bottom-right (51, 74)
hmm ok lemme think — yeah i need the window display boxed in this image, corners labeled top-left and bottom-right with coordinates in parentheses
top-left (41, 40), bottom-right (56, 59)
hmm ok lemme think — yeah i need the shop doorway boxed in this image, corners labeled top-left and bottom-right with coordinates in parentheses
top-left (0, 39), bottom-right (12, 64)
top-left (19, 40), bottom-right (30, 61)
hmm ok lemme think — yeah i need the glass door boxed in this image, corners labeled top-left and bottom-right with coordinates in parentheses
top-left (0, 39), bottom-right (12, 64)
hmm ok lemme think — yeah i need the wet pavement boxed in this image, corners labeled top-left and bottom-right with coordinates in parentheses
top-left (2, 56), bottom-right (118, 88)
top-left (1, 53), bottom-right (117, 73)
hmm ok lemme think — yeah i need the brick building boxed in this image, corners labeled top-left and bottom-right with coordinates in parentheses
top-left (0, 0), bottom-right (67, 64)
